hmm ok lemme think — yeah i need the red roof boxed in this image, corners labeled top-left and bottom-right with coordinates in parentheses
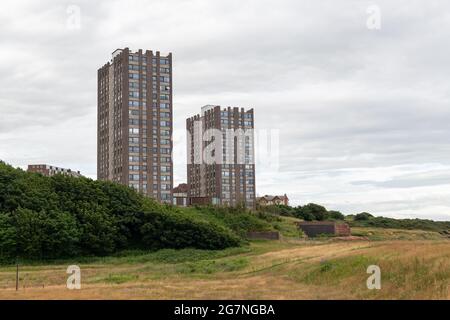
top-left (259, 194), bottom-right (289, 201)
top-left (173, 183), bottom-right (188, 193)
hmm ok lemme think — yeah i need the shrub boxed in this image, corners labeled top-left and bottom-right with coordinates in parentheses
top-left (328, 210), bottom-right (345, 220)
top-left (354, 212), bottom-right (373, 221)
top-left (193, 205), bottom-right (273, 237)
top-left (140, 206), bottom-right (241, 250)
top-left (258, 204), bottom-right (294, 217)
top-left (296, 203), bottom-right (328, 221)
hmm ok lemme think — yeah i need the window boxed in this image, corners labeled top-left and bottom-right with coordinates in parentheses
top-left (129, 128), bottom-right (139, 134)
top-left (129, 55), bottom-right (139, 62)
top-left (160, 103), bottom-right (170, 109)
top-left (129, 174), bottom-right (140, 181)
top-left (161, 194), bottom-right (171, 200)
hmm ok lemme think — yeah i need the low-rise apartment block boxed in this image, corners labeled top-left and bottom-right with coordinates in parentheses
top-left (27, 164), bottom-right (82, 177)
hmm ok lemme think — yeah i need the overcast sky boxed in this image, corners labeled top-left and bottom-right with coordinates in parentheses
top-left (1, 0), bottom-right (450, 220)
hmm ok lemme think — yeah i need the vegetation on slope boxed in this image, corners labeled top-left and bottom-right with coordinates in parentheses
top-left (1, 159), bottom-right (448, 264)
top-left (179, 205), bottom-right (273, 237)
top-left (347, 214), bottom-right (450, 233)
top-left (0, 162), bottom-right (244, 262)
top-left (259, 203), bottom-right (449, 234)
top-left (259, 203), bottom-right (345, 221)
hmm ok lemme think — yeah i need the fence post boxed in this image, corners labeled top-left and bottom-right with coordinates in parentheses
top-left (16, 262), bottom-right (19, 291)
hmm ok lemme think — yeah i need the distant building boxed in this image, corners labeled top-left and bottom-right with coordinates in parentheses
top-left (257, 194), bottom-right (289, 206)
top-left (27, 164), bottom-right (82, 177)
top-left (298, 221), bottom-right (351, 237)
top-left (186, 105), bottom-right (256, 208)
top-left (173, 183), bottom-right (188, 207)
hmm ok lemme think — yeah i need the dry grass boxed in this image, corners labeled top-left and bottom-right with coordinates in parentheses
top-left (0, 238), bottom-right (448, 300)
top-left (351, 227), bottom-right (446, 240)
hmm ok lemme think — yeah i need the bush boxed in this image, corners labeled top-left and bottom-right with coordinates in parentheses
top-left (296, 203), bottom-right (328, 221)
top-left (140, 208), bottom-right (240, 250)
top-left (258, 205), bottom-right (294, 217)
top-left (258, 203), bottom-right (348, 222)
top-left (193, 205), bottom-right (273, 237)
top-left (354, 212), bottom-right (373, 221)
top-left (328, 210), bottom-right (345, 220)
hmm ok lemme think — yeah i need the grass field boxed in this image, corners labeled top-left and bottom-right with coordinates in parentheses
top-left (0, 226), bottom-right (448, 299)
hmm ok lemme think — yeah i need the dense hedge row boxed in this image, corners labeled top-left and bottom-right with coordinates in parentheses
top-left (348, 215), bottom-right (450, 232)
top-left (0, 162), bottom-right (240, 262)
top-left (258, 203), bottom-right (345, 221)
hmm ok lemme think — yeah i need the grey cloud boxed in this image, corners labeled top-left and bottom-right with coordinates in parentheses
top-left (1, 0), bottom-right (450, 219)
top-left (352, 170), bottom-right (450, 189)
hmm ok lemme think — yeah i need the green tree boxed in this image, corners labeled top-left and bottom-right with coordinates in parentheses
top-left (354, 212), bottom-right (373, 221)
top-left (297, 203), bottom-right (328, 221)
top-left (328, 210), bottom-right (345, 220)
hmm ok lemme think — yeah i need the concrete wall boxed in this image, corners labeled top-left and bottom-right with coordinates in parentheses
top-left (298, 222), bottom-right (351, 237)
